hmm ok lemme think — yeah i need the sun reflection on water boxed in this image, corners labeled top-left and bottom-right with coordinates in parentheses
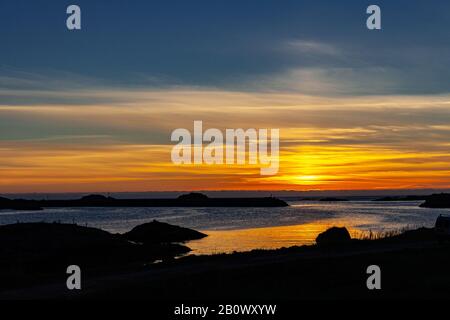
top-left (187, 220), bottom-right (363, 255)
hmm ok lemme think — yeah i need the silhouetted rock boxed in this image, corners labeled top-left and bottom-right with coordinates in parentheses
top-left (0, 223), bottom-right (189, 269)
top-left (0, 222), bottom-right (192, 290)
top-left (319, 197), bottom-right (348, 202)
top-left (124, 220), bottom-right (207, 244)
top-left (0, 222), bottom-right (189, 261)
top-left (316, 227), bottom-right (351, 246)
top-left (420, 193), bottom-right (450, 208)
top-left (0, 222), bottom-right (127, 253)
top-left (177, 192), bottom-right (209, 200)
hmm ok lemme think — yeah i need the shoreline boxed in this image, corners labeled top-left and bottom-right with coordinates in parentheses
top-left (1, 200), bottom-right (445, 255)
top-left (0, 225), bottom-right (447, 299)
top-left (187, 222), bottom-right (366, 255)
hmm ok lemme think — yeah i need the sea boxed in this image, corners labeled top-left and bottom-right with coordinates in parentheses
top-left (1, 200), bottom-right (449, 255)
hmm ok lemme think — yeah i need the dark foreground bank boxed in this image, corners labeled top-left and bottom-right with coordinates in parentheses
top-left (0, 221), bottom-right (449, 300)
top-left (0, 220), bottom-right (206, 291)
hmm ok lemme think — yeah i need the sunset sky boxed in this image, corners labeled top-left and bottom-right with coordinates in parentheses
top-left (1, 0), bottom-right (450, 193)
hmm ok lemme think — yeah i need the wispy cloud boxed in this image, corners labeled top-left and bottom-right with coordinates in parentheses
top-left (1, 86), bottom-right (450, 192)
top-left (283, 40), bottom-right (341, 56)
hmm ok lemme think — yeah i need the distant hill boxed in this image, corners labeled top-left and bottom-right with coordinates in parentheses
top-left (0, 193), bottom-right (288, 209)
top-left (177, 192), bottom-right (209, 201)
top-left (80, 194), bottom-right (115, 201)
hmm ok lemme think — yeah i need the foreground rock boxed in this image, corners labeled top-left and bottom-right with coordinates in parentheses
top-left (420, 193), bottom-right (450, 208)
top-left (316, 227), bottom-right (352, 246)
top-left (124, 220), bottom-right (207, 244)
top-left (0, 222), bottom-right (192, 290)
top-left (0, 222), bottom-right (189, 264)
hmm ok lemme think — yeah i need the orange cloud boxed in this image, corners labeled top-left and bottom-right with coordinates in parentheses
top-left (2, 90), bottom-right (450, 192)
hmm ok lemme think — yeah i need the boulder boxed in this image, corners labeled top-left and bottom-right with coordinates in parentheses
top-left (0, 222), bottom-right (190, 270)
top-left (124, 220), bottom-right (207, 244)
top-left (316, 227), bottom-right (351, 246)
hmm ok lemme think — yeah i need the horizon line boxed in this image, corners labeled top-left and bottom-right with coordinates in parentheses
top-left (2, 188), bottom-right (450, 196)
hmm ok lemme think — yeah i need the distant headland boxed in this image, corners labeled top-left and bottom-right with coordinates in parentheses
top-left (0, 192), bottom-right (288, 210)
top-left (420, 193), bottom-right (450, 208)
top-left (319, 197), bottom-right (349, 202)
top-left (373, 195), bottom-right (428, 202)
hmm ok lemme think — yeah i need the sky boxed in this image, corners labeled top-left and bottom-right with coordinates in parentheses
top-left (1, 0), bottom-right (450, 193)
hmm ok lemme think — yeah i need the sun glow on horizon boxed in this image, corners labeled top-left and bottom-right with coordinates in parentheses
top-left (2, 90), bottom-right (450, 193)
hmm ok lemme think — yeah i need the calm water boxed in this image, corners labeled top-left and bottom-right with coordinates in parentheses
top-left (1, 201), bottom-right (449, 254)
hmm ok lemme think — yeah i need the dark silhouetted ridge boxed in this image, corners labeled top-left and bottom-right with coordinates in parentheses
top-left (177, 192), bottom-right (209, 200)
top-left (319, 197), bottom-right (348, 202)
top-left (373, 195), bottom-right (428, 201)
top-left (420, 193), bottom-right (450, 208)
top-left (0, 196), bottom-right (42, 211)
top-left (1, 193), bottom-right (288, 209)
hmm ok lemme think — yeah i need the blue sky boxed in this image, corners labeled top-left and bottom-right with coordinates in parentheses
top-left (1, 0), bottom-right (450, 96)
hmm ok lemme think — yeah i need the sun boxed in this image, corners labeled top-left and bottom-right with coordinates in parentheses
top-left (297, 175), bottom-right (319, 181)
